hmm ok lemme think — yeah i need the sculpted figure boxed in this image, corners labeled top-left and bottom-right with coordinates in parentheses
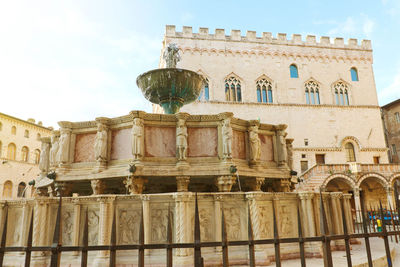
top-left (39, 141), bottom-right (50, 173)
top-left (88, 210), bottom-right (99, 245)
top-left (56, 130), bottom-right (70, 164)
top-left (176, 119), bottom-right (187, 161)
top-left (94, 124), bottom-right (108, 162)
top-left (163, 43), bottom-right (181, 68)
top-left (62, 211), bottom-right (73, 245)
top-left (249, 126), bottom-right (261, 162)
top-left (49, 133), bottom-right (59, 167)
top-left (131, 118), bottom-right (143, 160)
top-left (222, 119), bottom-right (233, 159)
top-left (277, 131), bottom-right (288, 165)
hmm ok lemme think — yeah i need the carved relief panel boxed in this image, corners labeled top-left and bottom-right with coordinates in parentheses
top-left (7, 208), bottom-right (23, 246)
top-left (117, 208), bottom-right (141, 244)
top-left (62, 207), bottom-right (74, 245)
top-left (150, 206), bottom-right (170, 243)
top-left (258, 204), bottom-right (273, 239)
top-left (80, 206), bottom-right (99, 246)
top-left (277, 203), bottom-right (297, 238)
top-left (190, 202), bottom-right (214, 242)
top-left (223, 206), bottom-right (243, 241)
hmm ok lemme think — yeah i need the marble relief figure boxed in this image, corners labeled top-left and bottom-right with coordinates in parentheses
top-left (151, 209), bottom-right (168, 242)
top-left (56, 130), bottom-right (69, 164)
top-left (176, 119), bottom-right (188, 161)
top-left (119, 210), bottom-right (140, 244)
top-left (39, 141), bottom-right (50, 173)
top-left (221, 118), bottom-right (232, 159)
top-left (49, 133), bottom-right (59, 167)
top-left (249, 125), bottom-right (261, 162)
top-left (131, 118), bottom-right (143, 160)
top-left (94, 124), bottom-right (108, 162)
top-left (62, 211), bottom-right (73, 245)
top-left (88, 210), bottom-right (99, 245)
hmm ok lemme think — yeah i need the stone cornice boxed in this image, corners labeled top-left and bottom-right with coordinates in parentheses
top-left (293, 147), bottom-right (388, 152)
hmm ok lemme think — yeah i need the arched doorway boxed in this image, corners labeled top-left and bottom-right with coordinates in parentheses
top-left (325, 177), bottom-right (356, 210)
top-left (360, 177), bottom-right (387, 209)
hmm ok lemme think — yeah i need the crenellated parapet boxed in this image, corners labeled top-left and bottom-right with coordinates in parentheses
top-left (165, 25), bottom-right (372, 51)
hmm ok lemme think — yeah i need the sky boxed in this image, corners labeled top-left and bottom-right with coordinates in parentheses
top-left (1, 0), bottom-right (399, 128)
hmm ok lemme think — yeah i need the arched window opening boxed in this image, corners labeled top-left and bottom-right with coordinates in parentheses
top-left (305, 80), bottom-right (320, 105)
top-left (21, 146), bottom-right (29, 162)
top-left (24, 130), bottom-right (29, 138)
top-left (256, 78), bottom-right (273, 103)
top-left (17, 182), bottom-right (26, 198)
top-left (334, 81), bottom-right (350, 106)
top-left (198, 78), bottom-right (210, 101)
top-left (0, 122), bottom-right (2, 131)
top-left (34, 149), bottom-right (40, 164)
top-left (3, 181), bottom-right (12, 198)
top-left (345, 143), bottom-right (356, 162)
top-left (225, 76), bottom-right (242, 102)
top-left (7, 143), bottom-right (16, 160)
top-left (11, 126), bottom-right (16, 135)
top-left (290, 64), bottom-right (298, 78)
top-left (36, 133), bottom-right (41, 140)
top-left (350, 67), bottom-right (359, 81)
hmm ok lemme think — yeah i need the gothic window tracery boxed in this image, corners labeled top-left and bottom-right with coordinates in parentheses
top-left (198, 78), bottom-right (210, 101)
top-left (256, 78), bottom-right (273, 103)
top-left (305, 80), bottom-right (320, 105)
top-left (225, 76), bottom-right (242, 102)
top-left (334, 81), bottom-right (350, 106)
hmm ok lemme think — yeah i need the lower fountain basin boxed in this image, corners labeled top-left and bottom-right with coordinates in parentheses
top-left (136, 68), bottom-right (205, 114)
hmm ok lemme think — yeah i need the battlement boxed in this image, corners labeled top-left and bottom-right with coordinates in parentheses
top-left (165, 25), bottom-right (372, 51)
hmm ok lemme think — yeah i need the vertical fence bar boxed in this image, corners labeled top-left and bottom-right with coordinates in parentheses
top-left (247, 206), bottom-right (255, 267)
top-left (109, 210), bottom-right (116, 267)
top-left (319, 193), bottom-right (332, 267)
top-left (138, 204), bottom-right (144, 267)
top-left (340, 198), bottom-right (352, 267)
top-left (379, 201), bottom-right (392, 267)
top-left (24, 211), bottom-right (34, 267)
top-left (389, 203), bottom-right (397, 243)
top-left (272, 201), bottom-right (281, 267)
top-left (50, 195), bottom-right (62, 267)
top-left (221, 208), bottom-right (229, 267)
top-left (81, 209), bottom-right (88, 267)
top-left (0, 206), bottom-right (8, 267)
top-left (394, 183), bottom-right (400, 242)
top-left (360, 195), bottom-right (373, 267)
top-left (194, 194), bottom-right (203, 267)
top-left (166, 206), bottom-right (173, 267)
top-left (297, 204), bottom-right (306, 267)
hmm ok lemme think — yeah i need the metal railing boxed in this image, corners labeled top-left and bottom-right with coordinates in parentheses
top-left (0, 190), bottom-right (400, 267)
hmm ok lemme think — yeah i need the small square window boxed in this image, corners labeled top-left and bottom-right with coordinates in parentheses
top-left (304, 139), bottom-right (309, 146)
top-left (301, 154), bottom-right (306, 158)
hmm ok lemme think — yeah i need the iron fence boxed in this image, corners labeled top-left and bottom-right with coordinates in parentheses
top-left (0, 189), bottom-right (400, 267)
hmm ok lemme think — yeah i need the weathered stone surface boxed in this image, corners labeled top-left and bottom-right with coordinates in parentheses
top-left (187, 127), bottom-right (217, 157)
top-left (74, 133), bottom-right (95, 162)
top-left (259, 134), bottom-right (274, 161)
top-left (144, 126), bottom-right (176, 157)
top-left (111, 128), bottom-right (131, 160)
top-left (232, 130), bottom-right (246, 159)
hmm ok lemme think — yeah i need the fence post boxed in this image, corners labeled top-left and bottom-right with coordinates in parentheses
top-left (109, 210), bottom-right (116, 267)
top-left (50, 195), bottom-right (62, 267)
top-left (166, 206), bottom-right (173, 267)
top-left (360, 193), bottom-right (373, 267)
top-left (379, 201), bottom-right (392, 267)
top-left (81, 209), bottom-right (88, 267)
top-left (340, 198), bottom-right (352, 267)
top-left (138, 204), bottom-right (144, 267)
top-left (194, 194), bottom-right (203, 267)
top-left (221, 208), bottom-right (229, 267)
top-left (296, 203), bottom-right (306, 267)
top-left (272, 200), bottom-right (281, 267)
top-left (319, 193), bottom-right (332, 267)
top-left (247, 206), bottom-right (255, 267)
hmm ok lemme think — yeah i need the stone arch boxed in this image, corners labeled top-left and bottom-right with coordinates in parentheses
top-left (357, 173), bottom-right (389, 188)
top-left (340, 136), bottom-right (362, 150)
top-left (2, 180), bottom-right (12, 198)
top-left (389, 173), bottom-right (400, 186)
top-left (321, 173), bottom-right (356, 190)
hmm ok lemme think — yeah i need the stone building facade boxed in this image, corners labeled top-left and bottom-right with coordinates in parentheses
top-left (382, 99), bottom-right (400, 163)
top-left (0, 112), bottom-right (51, 198)
top-left (157, 25), bottom-right (399, 209)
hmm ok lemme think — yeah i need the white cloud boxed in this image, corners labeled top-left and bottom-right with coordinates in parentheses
top-left (326, 15), bottom-right (375, 38)
top-left (379, 68), bottom-right (400, 105)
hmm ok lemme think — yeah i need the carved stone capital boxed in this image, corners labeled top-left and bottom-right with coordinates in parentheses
top-left (90, 179), bottom-right (105, 195)
top-left (176, 176), bottom-right (190, 192)
top-left (298, 192), bottom-right (315, 200)
top-left (215, 176), bottom-right (236, 192)
top-left (124, 176), bottom-right (147, 194)
top-left (54, 181), bottom-right (73, 196)
top-left (330, 192), bottom-right (343, 199)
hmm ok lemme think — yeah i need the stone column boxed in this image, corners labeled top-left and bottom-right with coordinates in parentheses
top-left (213, 195), bottom-right (223, 252)
top-left (72, 199), bottom-right (81, 256)
top-left (176, 176), bottom-right (190, 192)
top-left (246, 193), bottom-right (264, 251)
top-left (331, 193), bottom-right (345, 249)
top-left (298, 192), bottom-right (315, 237)
top-left (32, 199), bottom-right (49, 259)
top-left (141, 195), bottom-right (151, 256)
top-left (174, 192), bottom-right (192, 256)
top-left (215, 176), bottom-right (235, 192)
top-left (342, 194), bottom-right (354, 234)
top-left (97, 197), bottom-right (114, 258)
top-left (386, 186), bottom-right (394, 209)
top-left (353, 188), bottom-right (362, 223)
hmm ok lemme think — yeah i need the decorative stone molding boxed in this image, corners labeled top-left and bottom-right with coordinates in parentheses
top-left (216, 176), bottom-right (236, 192)
top-left (176, 176), bottom-right (190, 192)
top-left (124, 176), bottom-right (147, 194)
top-left (90, 179), bottom-right (105, 195)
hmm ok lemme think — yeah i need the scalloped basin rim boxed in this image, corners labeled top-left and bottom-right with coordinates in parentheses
top-left (136, 68), bottom-right (206, 105)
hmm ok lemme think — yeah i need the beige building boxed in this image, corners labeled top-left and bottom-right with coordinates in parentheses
top-left (156, 25), bottom-right (400, 209)
top-left (382, 99), bottom-right (400, 163)
top-left (0, 112), bottom-right (51, 198)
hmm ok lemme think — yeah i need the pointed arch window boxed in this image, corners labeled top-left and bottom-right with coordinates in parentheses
top-left (256, 78), bottom-right (273, 103)
top-left (7, 143), bottom-right (16, 160)
top-left (198, 78), bottom-right (210, 101)
top-left (305, 80), bottom-right (320, 105)
top-left (345, 142), bottom-right (356, 162)
top-left (334, 81), bottom-right (350, 106)
top-left (290, 64), bottom-right (298, 78)
top-left (225, 76), bottom-right (242, 102)
top-left (350, 67), bottom-right (358, 81)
